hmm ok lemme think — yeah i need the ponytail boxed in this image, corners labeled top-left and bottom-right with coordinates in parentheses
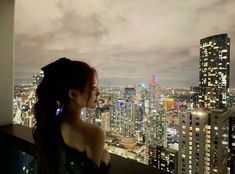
top-left (33, 79), bottom-right (63, 174)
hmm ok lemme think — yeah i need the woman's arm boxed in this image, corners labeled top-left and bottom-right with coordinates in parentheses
top-left (101, 149), bottom-right (111, 165)
top-left (86, 126), bottom-right (105, 167)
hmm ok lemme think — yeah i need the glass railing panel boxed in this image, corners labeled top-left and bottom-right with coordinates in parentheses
top-left (19, 151), bottom-right (37, 174)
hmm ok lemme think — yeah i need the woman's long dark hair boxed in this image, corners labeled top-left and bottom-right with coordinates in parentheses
top-left (32, 58), bottom-right (96, 174)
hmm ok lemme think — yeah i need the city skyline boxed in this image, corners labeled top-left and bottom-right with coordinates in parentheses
top-left (14, 0), bottom-right (235, 88)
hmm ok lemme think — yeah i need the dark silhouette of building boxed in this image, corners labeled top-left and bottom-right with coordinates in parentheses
top-left (199, 34), bottom-right (230, 109)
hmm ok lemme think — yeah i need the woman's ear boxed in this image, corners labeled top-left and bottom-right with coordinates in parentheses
top-left (68, 89), bottom-right (80, 100)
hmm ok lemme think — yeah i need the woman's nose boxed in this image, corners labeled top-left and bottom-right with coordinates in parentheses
top-left (97, 89), bottom-right (100, 96)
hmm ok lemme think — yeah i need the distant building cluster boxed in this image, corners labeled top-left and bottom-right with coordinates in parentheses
top-left (13, 34), bottom-right (235, 174)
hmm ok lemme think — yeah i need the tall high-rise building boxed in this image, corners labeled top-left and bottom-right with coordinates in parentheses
top-left (101, 111), bottom-right (111, 132)
top-left (226, 108), bottom-right (235, 174)
top-left (111, 98), bottom-right (135, 137)
top-left (178, 34), bottom-right (232, 174)
top-left (145, 74), bottom-right (166, 164)
top-left (135, 99), bottom-right (145, 143)
top-left (145, 74), bottom-right (164, 147)
top-left (199, 34), bottom-right (230, 109)
top-left (178, 108), bottom-right (229, 174)
top-left (148, 145), bottom-right (178, 174)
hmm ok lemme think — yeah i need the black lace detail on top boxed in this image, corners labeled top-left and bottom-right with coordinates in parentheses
top-left (58, 131), bottom-right (110, 174)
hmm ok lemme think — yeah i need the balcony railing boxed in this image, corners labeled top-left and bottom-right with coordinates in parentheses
top-left (0, 124), bottom-right (170, 174)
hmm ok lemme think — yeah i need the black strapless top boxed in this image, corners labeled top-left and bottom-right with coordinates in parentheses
top-left (58, 138), bottom-right (110, 174)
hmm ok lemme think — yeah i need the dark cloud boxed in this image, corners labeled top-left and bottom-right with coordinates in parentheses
top-left (14, 0), bottom-right (235, 88)
top-left (56, 12), bottom-right (108, 42)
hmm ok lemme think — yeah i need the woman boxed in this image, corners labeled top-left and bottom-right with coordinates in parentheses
top-left (32, 57), bottom-right (110, 174)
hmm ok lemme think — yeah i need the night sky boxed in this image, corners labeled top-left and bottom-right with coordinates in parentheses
top-left (14, 0), bottom-right (235, 88)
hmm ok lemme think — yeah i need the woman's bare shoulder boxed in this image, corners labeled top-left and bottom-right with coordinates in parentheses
top-left (60, 121), bottom-right (86, 151)
top-left (61, 121), bottom-right (104, 150)
top-left (61, 121), bottom-right (105, 166)
top-left (84, 124), bottom-right (105, 166)
top-left (83, 123), bottom-right (105, 144)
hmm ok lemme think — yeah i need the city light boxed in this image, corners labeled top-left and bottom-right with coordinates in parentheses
top-left (12, 34), bottom-right (235, 174)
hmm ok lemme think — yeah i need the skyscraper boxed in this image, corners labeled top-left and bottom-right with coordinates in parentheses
top-left (145, 74), bottom-right (164, 147)
top-left (178, 34), bottom-right (232, 174)
top-left (111, 98), bottom-right (135, 137)
top-left (199, 34), bottom-right (230, 109)
top-left (227, 108), bottom-right (235, 174)
top-left (178, 108), bottom-right (229, 174)
top-left (148, 145), bottom-right (178, 174)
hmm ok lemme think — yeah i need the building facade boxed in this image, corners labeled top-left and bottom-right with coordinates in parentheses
top-left (199, 34), bottom-right (230, 109)
top-left (148, 145), bottom-right (178, 174)
top-left (178, 108), bottom-right (229, 174)
top-left (226, 109), bottom-right (235, 174)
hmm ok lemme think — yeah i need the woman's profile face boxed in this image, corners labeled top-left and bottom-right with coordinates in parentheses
top-left (87, 75), bottom-right (100, 108)
top-left (73, 73), bottom-right (100, 109)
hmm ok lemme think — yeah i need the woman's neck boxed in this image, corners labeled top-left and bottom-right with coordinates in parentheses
top-left (62, 106), bottom-right (84, 126)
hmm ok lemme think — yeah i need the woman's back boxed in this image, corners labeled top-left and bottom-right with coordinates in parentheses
top-left (60, 121), bottom-right (106, 166)
top-left (58, 122), bottom-right (108, 174)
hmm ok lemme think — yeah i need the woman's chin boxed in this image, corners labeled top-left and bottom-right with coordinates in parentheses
top-left (87, 103), bottom-right (97, 108)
